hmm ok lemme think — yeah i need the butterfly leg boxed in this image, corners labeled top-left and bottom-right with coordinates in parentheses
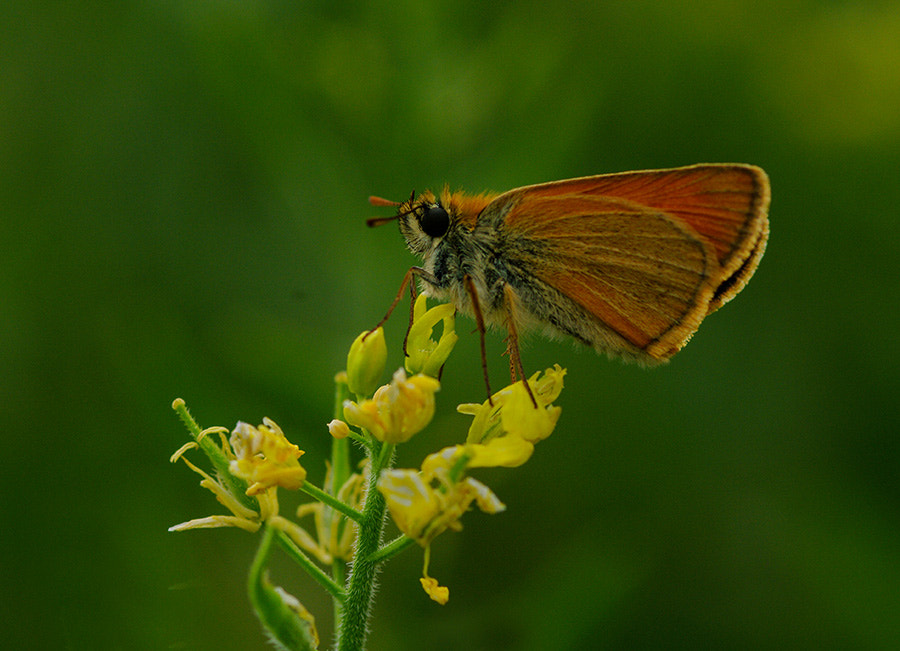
top-left (368, 267), bottom-right (413, 333)
top-left (463, 275), bottom-right (494, 405)
top-left (502, 284), bottom-right (537, 408)
top-left (368, 266), bottom-right (434, 356)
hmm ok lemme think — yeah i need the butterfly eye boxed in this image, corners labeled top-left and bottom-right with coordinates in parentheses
top-left (419, 204), bottom-right (450, 238)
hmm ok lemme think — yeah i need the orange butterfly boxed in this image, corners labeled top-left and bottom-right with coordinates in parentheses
top-left (369, 163), bottom-right (770, 398)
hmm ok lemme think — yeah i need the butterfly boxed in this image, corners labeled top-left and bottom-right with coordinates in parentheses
top-left (368, 163), bottom-right (770, 400)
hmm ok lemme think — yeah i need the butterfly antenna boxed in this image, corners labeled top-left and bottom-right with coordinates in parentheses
top-left (366, 191), bottom-right (417, 227)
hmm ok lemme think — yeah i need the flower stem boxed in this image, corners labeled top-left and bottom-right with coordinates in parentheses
top-left (335, 440), bottom-right (393, 651)
top-left (300, 481), bottom-right (363, 523)
top-left (331, 375), bottom-right (352, 629)
top-left (274, 528), bottom-right (345, 603)
top-left (171, 398), bottom-right (256, 512)
top-left (370, 533), bottom-right (417, 564)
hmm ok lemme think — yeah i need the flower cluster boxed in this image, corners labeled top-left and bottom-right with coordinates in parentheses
top-left (168, 294), bottom-right (566, 649)
top-left (376, 364), bottom-right (565, 602)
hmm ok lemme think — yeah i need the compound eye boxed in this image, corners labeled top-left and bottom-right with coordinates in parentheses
top-left (419, 204), bottom-right (450, 238)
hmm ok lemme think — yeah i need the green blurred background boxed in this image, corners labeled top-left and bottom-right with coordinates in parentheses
top-left (3, 1), bottom-right (899, 649)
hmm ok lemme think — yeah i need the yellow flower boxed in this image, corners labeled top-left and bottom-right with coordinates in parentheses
top-left (457, 365), bottom-right (565, 467)
top-left (500, 381), bottom-right (561, 443)
top-left (377, 465), bottom-right (505, 547)
top-left (343, 368), bottom-right (440, 443)
top-left (169, 426), bottom-right (278, 534)
top-left (346, 327), bottom-right (387, 396)
top-left (530, 363), bottom-right (566, 405)
top-left (229, 418), bottom-right (307, 495)
top-left (404, 295), bottom-right (459, 377)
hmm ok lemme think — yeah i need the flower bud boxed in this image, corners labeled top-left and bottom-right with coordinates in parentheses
top-left (346, 328), bottom-right (387, 396)
top-left (327, 419), bottom-right (350, 439)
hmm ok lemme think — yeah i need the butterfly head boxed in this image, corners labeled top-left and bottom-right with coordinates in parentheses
top-left (368, 191), bottom-right (451, 257)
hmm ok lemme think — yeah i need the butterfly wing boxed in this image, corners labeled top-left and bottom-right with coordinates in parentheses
top-left (483, 164), bottom-right (770, 361)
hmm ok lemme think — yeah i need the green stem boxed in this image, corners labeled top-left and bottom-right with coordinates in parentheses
top-left (274, 529), bottom-right (345, 603)
top-left (331, 560), bottom-right (346, 635)
top-left (172, 398), bottom-right (203, 438)
top-left (248, 523), bottom-right (276, 602)
top-left (331, 376), bottom-right (352, 629)
top-left (375, 438), bottom-right (394, 469)
top-left (370, 534), bottom-right (417, 564)
top-left (335, 440), bottom-right (393, 651)
top-left (172, 399), bottom-right (228, 463)
top-left (300, 481), bottom-right (363, 523)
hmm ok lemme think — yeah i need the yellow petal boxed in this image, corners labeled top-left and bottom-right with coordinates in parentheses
top-left (405, 296), bottom-right (458, 377)
top-left (466, 436), bottom-right (535, 468)
top-left (420, 576), bottom-right (449, 605)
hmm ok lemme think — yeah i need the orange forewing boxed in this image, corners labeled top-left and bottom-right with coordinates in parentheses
top-left (496, 164), bottom-right (769, 360)
top-left (515, 165), bottom-right (768, 271)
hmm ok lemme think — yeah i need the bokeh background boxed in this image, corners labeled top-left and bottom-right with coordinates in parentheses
top-left (3, 1), bottom-right (899, 649)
